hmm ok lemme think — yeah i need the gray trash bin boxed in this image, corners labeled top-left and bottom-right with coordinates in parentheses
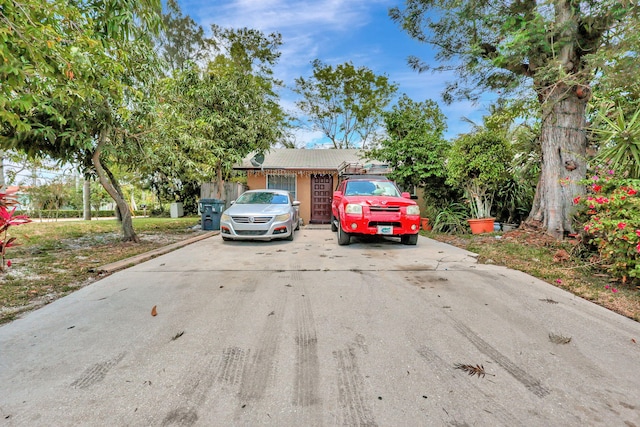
top-left (199, 198), bottom-right (225, 230)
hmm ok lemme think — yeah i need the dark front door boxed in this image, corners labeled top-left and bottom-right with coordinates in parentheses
top-left (310, 174), bottom-right (333, 224)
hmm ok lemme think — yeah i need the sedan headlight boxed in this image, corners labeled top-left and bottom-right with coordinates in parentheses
top-left (221, 213), bottom-right (231, 222)
top-left (345, 204), bottom-right (363, 215)
top-left (406, 205), bottom-right (421, 215)
top-left (275, 213), bottom-right (291, 222)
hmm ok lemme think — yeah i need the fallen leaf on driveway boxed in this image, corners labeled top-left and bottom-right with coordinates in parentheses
top-left (549, 333), bottom-right (571, 344)
top-left (151, 305), bottom-right (157, 316)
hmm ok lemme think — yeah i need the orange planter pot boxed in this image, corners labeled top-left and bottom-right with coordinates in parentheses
top-left (467, 218), bottom-right (495, 234)
top-left (421, 217), bottom-right (432, 231)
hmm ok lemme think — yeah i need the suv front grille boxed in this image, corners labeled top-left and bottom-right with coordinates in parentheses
top-left (370, 206), bottom-right (400, 212)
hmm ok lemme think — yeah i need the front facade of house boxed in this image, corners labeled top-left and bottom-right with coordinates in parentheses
top-left (236, 149), bottom-right (387, 225)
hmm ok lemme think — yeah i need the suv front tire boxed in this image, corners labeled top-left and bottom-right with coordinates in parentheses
top-left (337, 221), bottom-right (351, 245)
top-left (401, 234), bottom-right (418, 245)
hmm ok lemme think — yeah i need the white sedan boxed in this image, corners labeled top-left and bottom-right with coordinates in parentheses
top-left (220, 190), bottom-right (300, 241)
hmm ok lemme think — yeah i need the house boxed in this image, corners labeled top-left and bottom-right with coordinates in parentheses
top-left (235, 149), bottom-right (388, 225)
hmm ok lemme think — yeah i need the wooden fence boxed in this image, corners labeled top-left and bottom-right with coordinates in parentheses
top-left (200, 181), bottom-right (246, 209)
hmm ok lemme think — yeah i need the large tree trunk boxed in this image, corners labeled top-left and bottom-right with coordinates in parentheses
top-left (526, 0), bottom-right (589, 240)
top-left (92, 129), bottom-right (140, 242)
top-left (526, 85), bottom-right (587, 239)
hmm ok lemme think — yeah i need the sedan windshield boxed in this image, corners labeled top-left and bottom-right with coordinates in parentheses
top-left (235, 192), bottom-right (289, 204)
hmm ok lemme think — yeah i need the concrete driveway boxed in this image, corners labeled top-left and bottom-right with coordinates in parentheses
top-left (1, 228), bottom-right (639, 426)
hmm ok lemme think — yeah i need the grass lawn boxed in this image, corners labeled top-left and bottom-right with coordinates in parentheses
top-left (0, 216), bottom-right (201, 324)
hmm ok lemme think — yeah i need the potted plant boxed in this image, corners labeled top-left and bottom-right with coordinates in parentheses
top-left (420, 204), bottom-right (438, 231)
top-left (446, 130), bottom-right (512, 233)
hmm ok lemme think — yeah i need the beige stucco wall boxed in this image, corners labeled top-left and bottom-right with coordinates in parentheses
top-left (246, 173), bottom-right (266, 192)
top-left (296, 174), bottom-right (311, 225)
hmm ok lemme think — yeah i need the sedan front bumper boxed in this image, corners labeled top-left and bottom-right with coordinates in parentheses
top-left (220, 216), bottom-right (293, 240)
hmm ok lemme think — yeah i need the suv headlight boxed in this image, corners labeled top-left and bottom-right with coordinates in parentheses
top-left (221, 213), bottom-right (231, 222)
top-left (275, 213), bottom-right (291, 221)
top-left (406, 205), bottom-right (421, 215)
top-left (345, 204), bottom-right (363, 215)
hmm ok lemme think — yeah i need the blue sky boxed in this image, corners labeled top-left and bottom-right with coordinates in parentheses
top-left (176, 0), bottom-right (490, 147)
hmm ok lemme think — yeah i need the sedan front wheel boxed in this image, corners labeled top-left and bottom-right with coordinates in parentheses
top-left (286, 228), bottom-right (295, 241)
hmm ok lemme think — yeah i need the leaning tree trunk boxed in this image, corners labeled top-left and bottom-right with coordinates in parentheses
top-left (104, 163), bottom-right (126, 222)
top-left (526, 84), bottom-right (587, 239)
top-left (92, 129), bottom-right (140, 243)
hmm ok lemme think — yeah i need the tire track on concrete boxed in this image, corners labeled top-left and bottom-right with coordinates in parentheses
top-left (333, 346), bottom-right (377, 426)
top-left (216, 346), bottom-right (248, 386)
top-left (160, 276), bottom-right (258, 426)
top-left (238, 296), bottom-right (287, 402)
top-left (161, 352), bottom-right (219, 426)
top-left (415, 344), bottom-right (522, 426)
top-left (454, 321), bottom-right (549, 398)
top-left (294, 294), bottom-right (320, 407)
top-left (70, 352), bottom-right (126, 389)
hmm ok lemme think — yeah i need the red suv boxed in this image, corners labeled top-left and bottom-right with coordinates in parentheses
top-left (331, 176), bottom-right (421, 245)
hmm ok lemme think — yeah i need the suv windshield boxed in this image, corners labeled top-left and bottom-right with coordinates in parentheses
top-left (344, 180), bottom-right (400, 197)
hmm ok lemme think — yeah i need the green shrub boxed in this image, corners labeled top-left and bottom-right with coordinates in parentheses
top-left (573, 173), bottom-right (640, 286)
top-left (432, 202), bottom-right (471, 234)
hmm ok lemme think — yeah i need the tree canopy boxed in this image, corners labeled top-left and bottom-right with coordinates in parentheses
top-left (367, 94), bottom-right (448, 192)
top-left (294, 60), bottom-right (398, 149)
top-left (391, 0), bottom-right (640, 238)
top-left (143, 25), bottom-right (286, 200)
top-left (1, 0), bottom-right (163, 241)
top-left (156, 0), bottom-right (212, 74)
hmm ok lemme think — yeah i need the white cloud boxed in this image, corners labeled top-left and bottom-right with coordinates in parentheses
top-left (195, 0), bottom-right (379, 34)
top-left (188, 0), bottom-right (391, 90)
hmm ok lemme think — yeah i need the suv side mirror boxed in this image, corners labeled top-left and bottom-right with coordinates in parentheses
top-left (401, 192), bottom-right (411, 199)
top-left (333, 191), bottom-right (343, 198)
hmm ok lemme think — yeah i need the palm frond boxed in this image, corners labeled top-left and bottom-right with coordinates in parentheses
top-left (454, 363), bottom-right (494, 378)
